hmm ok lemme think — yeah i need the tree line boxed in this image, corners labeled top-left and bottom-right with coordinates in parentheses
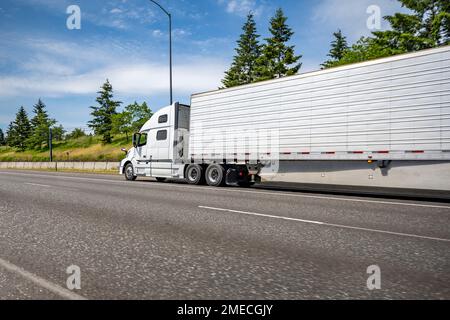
top-left (0, 80), bottom-right (152, 151)
top-left (222, 0), bottom-right (449, 88)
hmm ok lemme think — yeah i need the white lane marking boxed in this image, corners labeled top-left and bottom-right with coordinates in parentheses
top-left (199, 206), bottom-right (450, 243)
top-left (2, 171), bottom-right (450, 210)
top-left (0, 257), bottom-right (87, 300)
top-left (25, 183), bottom-right (52, 188)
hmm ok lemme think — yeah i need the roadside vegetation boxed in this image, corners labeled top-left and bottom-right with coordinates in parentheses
top-left (0, 134), bottom-right (131, 162)
top-left (1, 79), bottom-right (149, 162)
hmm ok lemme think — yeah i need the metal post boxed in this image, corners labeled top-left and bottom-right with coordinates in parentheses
top-left (49, 127), bottom-right (53, 162)
top-left (169, 13), bottom-right (173, 105)
top-left (149, 0), bottom-right (173, 105)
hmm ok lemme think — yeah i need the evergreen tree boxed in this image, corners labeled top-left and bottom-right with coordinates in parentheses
top-left (398, 0), bottom-right (450, 45)
top-left (5, 122), bottom-right (16, 147)
top-left (256, 8), bottom-right (302, 81)
top-left (0, 128), bottom-right (5, 146)
top-left (88, 80), bottom-right (121, 144)
top-left (52, 125), bottom-right (66, 142)
top-left (27, 99), bottom-right (56, 149)
top-left (329, 0), bottom-right (449, 68)
top-left (321, 30), bottom-right (349, 69)
top-left (222, 13), bottom-right (262, 88)
top-left (10, 107), bottom-right (31, 151)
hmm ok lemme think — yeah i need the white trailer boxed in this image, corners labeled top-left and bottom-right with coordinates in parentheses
top-left (120, 46), bottom-right (450, 190)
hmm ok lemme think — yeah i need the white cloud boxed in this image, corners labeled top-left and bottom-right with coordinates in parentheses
top-left (0, 60), bottom-right (226, 97)
top-left (152, 29), bottom-right (163, 37)
top-left (218, 0), bottom-right (266, 17)
top-left (311, 0), bottom-right (410, 42)
top-left (110, 8), bottom-right (123, 14)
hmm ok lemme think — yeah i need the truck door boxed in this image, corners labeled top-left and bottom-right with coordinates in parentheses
top-left (134, 132), bottom-right (151, 176)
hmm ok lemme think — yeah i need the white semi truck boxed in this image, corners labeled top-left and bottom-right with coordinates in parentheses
top-left (120, 46), bottom-right (450, 190)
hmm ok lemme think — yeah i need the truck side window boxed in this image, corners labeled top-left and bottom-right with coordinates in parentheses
top-left (158, 115), bottom-right (168, 124)
top-left (138, 133), bottom-right (147, 147)
top-left (157, 130), bottom-right (167, 141)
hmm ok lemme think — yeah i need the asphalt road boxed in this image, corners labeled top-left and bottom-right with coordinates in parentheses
top-left (0, 170), bottom-right (449, 300)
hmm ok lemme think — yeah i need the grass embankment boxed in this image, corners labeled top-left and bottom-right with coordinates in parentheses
top-left (0, 135), bottom-right (132, 162)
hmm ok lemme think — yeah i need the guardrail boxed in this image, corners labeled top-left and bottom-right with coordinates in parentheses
top-left (0, 162), bottom-right (121, 172)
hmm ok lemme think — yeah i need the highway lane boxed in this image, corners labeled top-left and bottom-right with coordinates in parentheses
top-left (0, 170), bottom-right (449, 300)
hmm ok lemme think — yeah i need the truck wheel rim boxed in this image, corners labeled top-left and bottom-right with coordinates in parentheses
top-left (208, 168), bottom-right (220, 184)
top-left (189, 168), bottom-right (198, 181)
top-left (126, 166), bottom-right (133, 179)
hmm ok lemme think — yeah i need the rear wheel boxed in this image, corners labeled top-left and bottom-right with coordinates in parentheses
top-left (124, 163), bottom-right (137, 181)
top-left (186, 164), bottom-right (205, 185)
top-left (205, 164), bottom-right (225, 187)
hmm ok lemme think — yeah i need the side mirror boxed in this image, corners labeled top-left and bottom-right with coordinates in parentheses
top-left (132, 134), bottom-right (139, 148)
top-left (121, 148), bottom-right (128, 155)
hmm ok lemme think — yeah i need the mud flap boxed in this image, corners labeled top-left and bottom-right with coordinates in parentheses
top-left (225, 168), bottom-right (239, 186)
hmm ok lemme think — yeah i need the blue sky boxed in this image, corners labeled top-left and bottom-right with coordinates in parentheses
top-left (0, 0), bottom-right (408, 132)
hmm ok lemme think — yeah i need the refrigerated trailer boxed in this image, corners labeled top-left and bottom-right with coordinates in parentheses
top-left (120, 45), bottom-right (450, 190)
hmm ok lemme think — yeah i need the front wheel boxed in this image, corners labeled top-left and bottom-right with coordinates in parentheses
top-left (124, 163), bottom-right (137, 181)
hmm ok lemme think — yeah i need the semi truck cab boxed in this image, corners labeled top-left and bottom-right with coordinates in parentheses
top-left (119, 102), bottom-right (260, 187)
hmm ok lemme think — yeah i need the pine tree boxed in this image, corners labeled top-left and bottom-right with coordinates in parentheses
top-left (256, 8), bottom-right (302, 81)
top-left (6, 122), bottom-right (16, 147)
top-left (370, 0), bottom-right (449, 53)
top-left (321, 30), bottom-right (349, 69)
top-left (27, 99), bottom-right (56, 149)
top-left (88, 80), bottom-right (121, 144)
top-left (222, 13), bottom-right (262, 88)
top-left (0, 128), bottom-right (5, 146)
top-left (399, 0), bottom-right (450, 45)
top-left (325, 0), bottom-right (449, 68)
top-left (11, 107), bottom-right (31, 151)
top-left (52, 125), bottom-right (66, 142)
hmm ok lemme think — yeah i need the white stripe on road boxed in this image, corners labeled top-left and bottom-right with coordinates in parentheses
top-left (0, 257), bottom-right (87, 300)
top-left (25, 183), bottom-right (52, 188)
top-left (199, 206), bottom-right (450, 242)
top-left (2, 171), bottom-right (450, 210)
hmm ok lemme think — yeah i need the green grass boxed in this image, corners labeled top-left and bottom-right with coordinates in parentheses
top-left (0, 135), bottom-right (132, 162)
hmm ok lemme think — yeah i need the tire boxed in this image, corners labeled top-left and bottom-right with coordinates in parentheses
top-left (185, 164), bottom-right (205, 185)
top-left (156, 177), bottom-right (167, 183)
top-left (205, 164), bottom-right (225, 187)
top-left (124, 163), bottom-right (137, 181)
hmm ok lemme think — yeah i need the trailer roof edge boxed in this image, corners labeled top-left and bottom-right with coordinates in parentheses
top-left (191, 45), bottom-right (450, 98)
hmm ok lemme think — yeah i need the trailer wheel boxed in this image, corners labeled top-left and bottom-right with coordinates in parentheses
top-left (205, 164), bottom-right (225, 187)
top-left (186, 164), bottom-right (205, 185)
top-left (124, 163), bottom-right (137, 181)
